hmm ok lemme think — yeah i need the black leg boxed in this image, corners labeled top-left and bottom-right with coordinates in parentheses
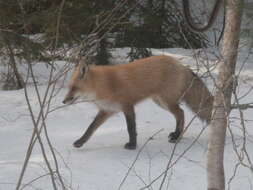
top-left (168, 127), bottom-right (182, 143)
top-left (123, 106), bottom-right (137, 150)
top-left (168, 105), bottom-right (184, 143)
top-left (73, 110), bottom-right (112, 148)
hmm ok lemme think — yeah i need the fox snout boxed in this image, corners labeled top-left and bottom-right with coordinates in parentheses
top-left (63, 89), bottom-right (81, 104)
top-left (62, 96), bottom-right (74, 104)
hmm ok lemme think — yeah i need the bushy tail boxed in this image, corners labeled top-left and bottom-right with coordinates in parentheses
top-left (183, 72), bottom-right (213, 123)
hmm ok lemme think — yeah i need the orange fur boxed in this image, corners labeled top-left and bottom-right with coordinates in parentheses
top-left (63, 55), bottom-right (213, 148)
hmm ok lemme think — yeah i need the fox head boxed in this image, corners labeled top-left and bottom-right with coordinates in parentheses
top-left (63, 62), bottom-right (94, 104)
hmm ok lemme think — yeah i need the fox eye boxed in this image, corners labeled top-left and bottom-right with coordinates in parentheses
top-left (71, 86), bottom-right (78, 92)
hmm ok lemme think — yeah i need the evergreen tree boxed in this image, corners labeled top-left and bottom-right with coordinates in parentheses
top-left (115, 0), bottom-right (207, 60)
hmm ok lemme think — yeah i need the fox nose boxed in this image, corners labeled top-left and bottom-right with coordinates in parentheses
top-left (62, 97), bottom-right (74, 104)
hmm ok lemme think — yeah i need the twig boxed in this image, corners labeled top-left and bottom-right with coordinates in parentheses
top-left (118, 129), bottom-right (164, 190)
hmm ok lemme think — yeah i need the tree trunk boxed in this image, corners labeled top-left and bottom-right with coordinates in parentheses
top-left (206, 0), bottom-right (244, 190)
top-left (6, 42), bottom-right (25, 89)
top-left (1, 31), bottom-right (25, 90)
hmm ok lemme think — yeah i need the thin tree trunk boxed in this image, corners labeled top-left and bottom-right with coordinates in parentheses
top-left (207, 0), bottom-right (244, 190)
top-left (6, 42), bottom-right (25, 89)
top-left (0, 31), bottom-right (25, 90)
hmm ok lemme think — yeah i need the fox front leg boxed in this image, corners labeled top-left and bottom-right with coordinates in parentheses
top-left (123, 106), bottom-right (137, 150)
top-left (73, 110), bottom-right (113, 148)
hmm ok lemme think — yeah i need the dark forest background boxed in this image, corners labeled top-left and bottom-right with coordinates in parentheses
top-left (0, 0), bottom-right (208, 90)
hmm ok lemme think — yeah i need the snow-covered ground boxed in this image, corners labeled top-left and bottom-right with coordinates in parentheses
top-left (0, 48), bottom-right (252, 190)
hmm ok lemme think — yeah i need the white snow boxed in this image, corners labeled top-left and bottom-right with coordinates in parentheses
top-left (0, 48), bottom-right (252, 190)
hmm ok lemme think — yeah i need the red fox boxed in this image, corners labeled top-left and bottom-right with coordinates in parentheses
top-left (63, 55), bottom-right (213, 149)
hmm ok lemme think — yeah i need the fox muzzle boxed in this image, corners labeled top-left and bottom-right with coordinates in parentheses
top-left (62, 96), bottom-right (74, 104)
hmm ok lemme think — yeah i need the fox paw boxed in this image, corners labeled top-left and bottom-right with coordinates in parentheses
top-left (168, 132), bottom-right (181, 143)
top-left (73, 140), bottom-right (84, 148)
top-left (124, 142), bottom-right (137, 150)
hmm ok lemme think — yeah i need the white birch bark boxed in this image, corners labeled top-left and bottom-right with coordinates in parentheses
top-left (206, 0), bottom-right (244, 190)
